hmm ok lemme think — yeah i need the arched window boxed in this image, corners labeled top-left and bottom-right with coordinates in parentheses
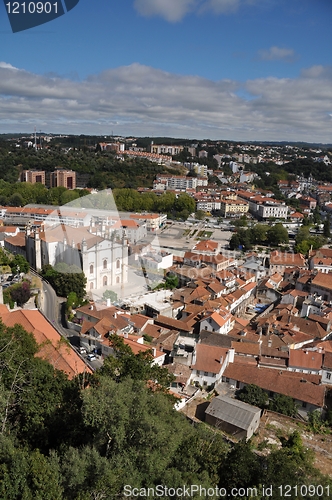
top-left (116, 276), bottom-right (120, 284)
top-left (103, 259), bottom-right (107, 269)
top-left (116, 259), bottom-right (120, 269)
top-left (90, 282), bottom-right (94, 290)
top-left (103, 276), bottom-right (107, 286)
top-left (89, 264), bottom-right (94, 274)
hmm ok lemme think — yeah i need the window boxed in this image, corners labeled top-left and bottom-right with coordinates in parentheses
top-left (327, 372), bottom-right (331, 380)
top-left (89, 282), bottom-right (94, 290)
top-left (103, 276), bottom-right (107, 286)
top-left (196, 370), bottom-right (200, 375)
top-left (204, 371), bottom-right (208, 376)
top-left (116, 276), bottom-right (120, 284)
top-left (89, 264), bottom-right (94, 274)
top-left (116, 259), bottom-right (120, 269)
top-left (103, 259), bottom-right (107, 269)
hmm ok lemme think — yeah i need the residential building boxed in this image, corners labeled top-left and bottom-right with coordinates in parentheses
top-left (150, 144), bottom-right (183, 156)
top-left (21, 170), bottom-right (46, 184)
top-left (129, 213), bottom-right (167, 232)
top-left (310, 272), bottom-right (332, 302)
top-left (223, 364), bottom-right (325, 417)
top-left (190, 345), bottom-right (235, 388)
top-left (199, 309), bottom-right (234, 335)
top-left (50, 169), bottom-right (76, 189)
top-left (269, 250), bottom-right (306, 275)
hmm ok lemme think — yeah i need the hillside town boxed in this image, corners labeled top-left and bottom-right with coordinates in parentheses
top-left (0, 134), bottom-right (332, 447)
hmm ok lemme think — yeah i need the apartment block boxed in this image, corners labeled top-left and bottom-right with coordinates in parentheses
top-left (50, 169), bottom-right (76, 189)
top-left (21, 170), bottom-right (46, 185)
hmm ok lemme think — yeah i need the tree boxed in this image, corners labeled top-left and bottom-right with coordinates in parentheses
top-left (8, 280), bottom-right (31, 307)
top-left (270, 393), bottom-right (298, 417)
top-left (164, 275), bottom-right (179, 290)
top-left (41, 264), bottom-right (86, 300)
top-left (218, 440), bottom-right (261, 491)
top-left (195, 210), bottom-right (206, 221)
top-left (266, 223), bottom-right (289, 246)
top-left (250, 224), bottom-right (268, 244)
top-left (323, 216), bottom-right (331, 238)
top-left (228, 233), bottom-right (241, 251)
top-left (237, 384), bottom-right (268, 408)
top-left (102, 290), bottom-right (118, 303)
top-left (233, 215), bottom-right (248, 228)
top-left (10, 254), bottom-right (29, 274)
top-left (99, 335), bottom-right (174, 390)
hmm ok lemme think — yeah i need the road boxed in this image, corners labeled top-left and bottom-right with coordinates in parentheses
top-left (36, 273), bottom-right (102, 370)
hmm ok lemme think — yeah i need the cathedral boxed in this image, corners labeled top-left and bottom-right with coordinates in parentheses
top-left (25, 223), bottom-right (128, 292)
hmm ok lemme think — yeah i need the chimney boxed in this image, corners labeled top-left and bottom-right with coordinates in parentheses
top-left (227, 348), bottom-right (235, 364)
top-left (152, 347), bottom-right (157, 357)
top-left (106, 298), bottom-right (111, 307)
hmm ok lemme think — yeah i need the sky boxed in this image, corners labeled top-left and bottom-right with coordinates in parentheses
top-left (1, 0), bottom-right (332, 142)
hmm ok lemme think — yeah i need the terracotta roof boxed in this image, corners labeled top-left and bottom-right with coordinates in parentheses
top-left (129, 314), bottom-right (151, 330)
top-left (4, 233), bottom-right (26, 247)
top-left (199, 331), bottom-right (233, 348)
top-left (166, 362), bottom-right (191, 385)
top-left (0, 226), bottom-right (18, 233)
top-left (193, 239), bottom-right (218, 253)
top-left (192, 344), bottom-right (229, 374)
top-left (0, 309), bottom-right (92, 379)
top-left (224, 364), bottom-right (325, 407)
top-left (151, 330), bottom-right (179, 352)
top-left (310, 248), bottom-right (332, 259)
top-left (154, 315), bottom-right (192, 332)
top-left (201, 311), bottom-right (230, 328)
top-left (231, 342), bottom-right (260, 356)
top-left (311, 272), bottom-right (332, 291)
top-left (37, 224), bottom-right (103, 250)
top-left (289, 349), bottom-right (323, 370)
top-left (270, 250), bottom-right (305, 267)
top-left (269, 273), bottom-right (283, 284)
top-left (143, 323), bottom-right (169, 339)
top-left (323, 352), bottom-right (332, 369)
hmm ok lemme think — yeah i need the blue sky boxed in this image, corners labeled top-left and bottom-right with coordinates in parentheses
top-left (1, 0), bottom-right (332, 142)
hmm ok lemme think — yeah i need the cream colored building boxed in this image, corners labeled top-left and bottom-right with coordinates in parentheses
top-left (220, 199), bottom-right (249, 217)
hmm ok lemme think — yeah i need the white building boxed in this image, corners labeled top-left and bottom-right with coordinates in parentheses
top-left (26, 224), bottom-right (128, 292)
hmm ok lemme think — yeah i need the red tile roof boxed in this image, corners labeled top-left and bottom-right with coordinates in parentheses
top-left (192, 344), bottom-right (229, 374)
top-left (224, 363), bottom-right (325, 407)
top-left (1, 309), bottom-right (92, 379)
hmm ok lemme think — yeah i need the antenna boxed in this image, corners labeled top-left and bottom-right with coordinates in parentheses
top-left (34, 126), bottom-right (37, 151)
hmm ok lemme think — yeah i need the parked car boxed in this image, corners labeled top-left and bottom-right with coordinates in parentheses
top-left (78, 347), bottom-right (87, 355)
top-left (87, 354), bottom-right (96, 362)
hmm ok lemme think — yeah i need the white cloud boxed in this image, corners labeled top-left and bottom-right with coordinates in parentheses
top-left (0, 62), bottom-right (18, 70)
top-left (258, 46), bottom-right (297, 62)
top-left (133, 0), bottom-right (255, 21)
top-left (134, 0), bottom-right (198, 22)
top-left (0, 62), bottom-right (332, 142)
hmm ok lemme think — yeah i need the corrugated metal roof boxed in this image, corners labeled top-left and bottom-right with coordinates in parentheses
top-left (205, 395), bottom-right (260, 430)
